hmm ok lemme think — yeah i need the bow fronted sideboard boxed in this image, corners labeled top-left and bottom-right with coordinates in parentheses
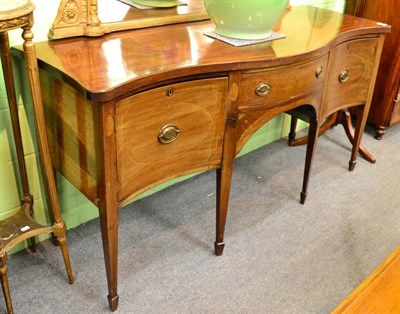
top-left (14, 6), bottom-right (390, 311)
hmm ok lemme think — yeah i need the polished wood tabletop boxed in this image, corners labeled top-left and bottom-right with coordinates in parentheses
top-left (32, 6), bottom-right (389, 102)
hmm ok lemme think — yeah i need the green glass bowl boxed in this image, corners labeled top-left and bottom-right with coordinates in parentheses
top-left (133, 0), bottom-right (179, 7)
top-left (204, 0), bottom-right (290, 40)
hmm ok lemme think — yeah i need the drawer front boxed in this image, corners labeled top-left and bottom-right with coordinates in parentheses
top-left (238, 55), bottom-right (328, 109)
top-left (116, 77), bottom-right (228, 202)
top-left (322, 38), bottom-right (379, 118)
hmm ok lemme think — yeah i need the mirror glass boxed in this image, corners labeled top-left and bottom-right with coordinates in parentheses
top-left (99, 0), bottom-right (206, 24)
top-left (50, 0), bottom-right (208, 39)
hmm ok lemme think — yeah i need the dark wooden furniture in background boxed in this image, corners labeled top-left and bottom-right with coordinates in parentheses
top-left (0, 1), bottom-right (74, 313)
top-left (345, 0), bottom-right (400, 139)
top-left (14, 6), bottom-right (389, 311)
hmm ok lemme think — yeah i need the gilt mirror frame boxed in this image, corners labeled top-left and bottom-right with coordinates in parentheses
top-left (49, 0), bottom-right (209, 39)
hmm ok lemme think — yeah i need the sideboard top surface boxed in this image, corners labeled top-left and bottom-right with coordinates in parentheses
top-left (28, 5), bottom-right (390, 102)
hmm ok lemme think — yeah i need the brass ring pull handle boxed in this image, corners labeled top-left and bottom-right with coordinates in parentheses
top-left (315, 66), bottom-right (324, 78)
top-left (339, 70), bottom-right (350, 83)
top-left (158, 124), bottom-right (180, 144)
top-left (255, 82), bottom-right (271, 96)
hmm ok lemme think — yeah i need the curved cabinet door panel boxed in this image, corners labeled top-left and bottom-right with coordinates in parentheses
top-left (116, 77), bottom-right (228, 203)
top-left (322, 38), bottom-right (379, 118)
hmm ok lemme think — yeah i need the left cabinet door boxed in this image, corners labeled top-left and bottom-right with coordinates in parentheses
top-left (116, 77), bottom-right (228, 203)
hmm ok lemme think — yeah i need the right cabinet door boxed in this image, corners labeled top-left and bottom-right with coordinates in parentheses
top-left (322, 38), bottom-right (379, 119)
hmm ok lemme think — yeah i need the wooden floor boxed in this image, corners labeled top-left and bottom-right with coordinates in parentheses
top-left (332, 246), bottom-right (400, 313)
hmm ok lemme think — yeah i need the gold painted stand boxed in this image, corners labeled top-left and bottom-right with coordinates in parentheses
top-left (0, 1), bottom-right (74, 313)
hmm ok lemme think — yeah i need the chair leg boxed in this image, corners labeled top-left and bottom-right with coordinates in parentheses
top-left (288, 116), bottom-right (298, 145)
top-left (287, 113), bottom-right (337, 147)
top-left (0, 254), bottom-right (14, 314)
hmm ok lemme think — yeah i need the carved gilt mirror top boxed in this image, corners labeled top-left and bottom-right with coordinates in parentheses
top-left (49, 0), bottom-right (208, 39)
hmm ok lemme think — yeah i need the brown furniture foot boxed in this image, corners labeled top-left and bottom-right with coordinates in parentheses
top-left (214, 242), bottom-right (225, 256)
top-left (108, 294), bottom-right (119, 312)
top-left (374, 126), bottom-right (386, 140)
top-left (300, 191), bottom-right (307, 205)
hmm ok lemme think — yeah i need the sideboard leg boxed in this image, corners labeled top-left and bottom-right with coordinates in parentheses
top-left (98, 202), bottom-right (119, 312)
top-left (286, 105), bottom-right (319, 204)
top-left (215, 112), bottom-right (238, 256)
top-left (214, 239), bottom-right (225, 256)
top-left (107, 294), bottom-right (119, 312)
top-left (214, 72), bottom-right (240, 257)
top-left (97, 103), bottom-right (119, 311)
top-left (215, 164), bottom-right (233, 256)
top-left (300, 108), bottom-right (319, 205)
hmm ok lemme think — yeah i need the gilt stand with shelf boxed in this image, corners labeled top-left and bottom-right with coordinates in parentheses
top-left (0, 1), bottom-right (74, 313)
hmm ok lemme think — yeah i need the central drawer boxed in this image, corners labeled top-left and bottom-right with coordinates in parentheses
top-left (238, 55), bottom-right (328, 109)
top-left (116, 77), bottom-right (228, 202)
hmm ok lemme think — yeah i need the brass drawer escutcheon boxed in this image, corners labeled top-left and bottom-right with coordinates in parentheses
top-left (339, 70), bottom-right (350, 83)
top-left (315, 66), bottom-right (324, 78)
top-left (158, 124), bottom-right (180, 144)
top-left (255, 82), bottom-right (271, 96)
top-left (166, 88), bottom-right (174, 96)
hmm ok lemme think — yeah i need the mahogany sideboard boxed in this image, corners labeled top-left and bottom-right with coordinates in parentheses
top-left (13, 6), bottom-right (389, 311)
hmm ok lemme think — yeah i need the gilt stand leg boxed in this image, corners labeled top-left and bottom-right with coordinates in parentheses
top-left (53, 223), bottom-right (75, 284)
top-left (0, 32), bottom-right (37, 253)
top-left (0, 254), bottom-right (13, 314)
top-left (21, 24), bottom-right (74, 284)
